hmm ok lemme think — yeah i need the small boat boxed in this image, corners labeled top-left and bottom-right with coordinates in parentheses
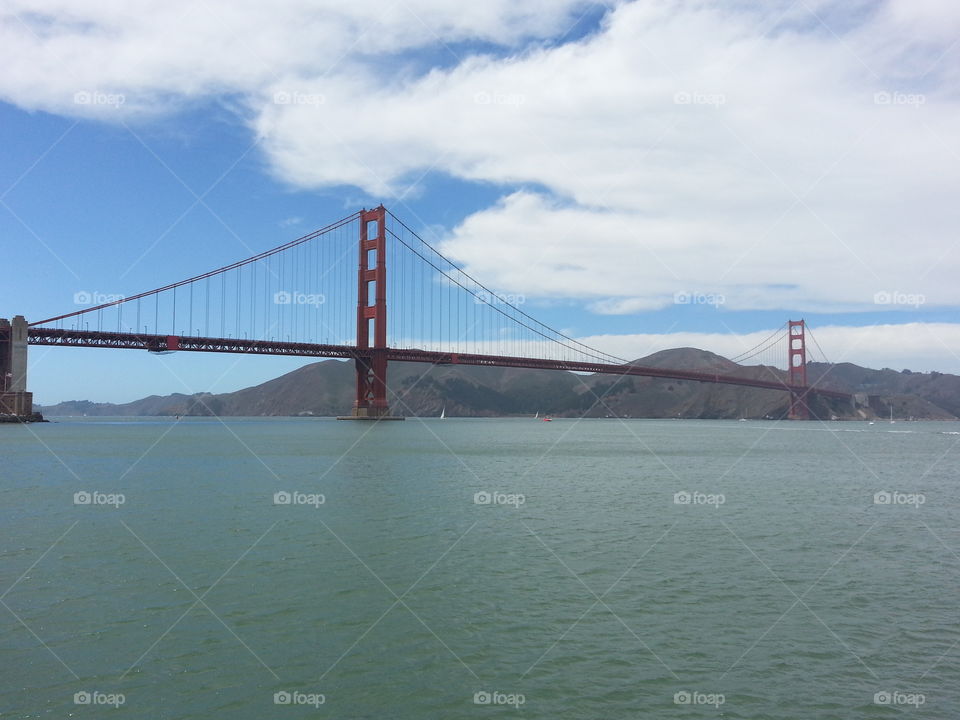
top-left (738, 418), bottom-right (746, 422)
top-left (440, 406), bottom-right (446, 420)
top-left (534, 410), bottom-right (539, 419)
top-left (542, 416), bottom-right (552, 422)
top-left (889, 406), bottom-right (895, 424)
top-left (868, 421), bottom-right (875, 425)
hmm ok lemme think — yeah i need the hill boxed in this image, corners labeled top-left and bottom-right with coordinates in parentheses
top-left (37, 349), bottom-right (960, 420)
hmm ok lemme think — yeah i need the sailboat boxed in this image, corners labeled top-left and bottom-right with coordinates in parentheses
top-left (534, 410), bottom-right (539, 419)
top-left (889, 406), bottom-right (895, 424)
top-left (440, 406), bottom-right (446, 420)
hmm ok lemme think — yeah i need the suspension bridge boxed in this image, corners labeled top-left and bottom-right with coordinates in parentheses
top-left (1, 206), bottom-right (852, 421)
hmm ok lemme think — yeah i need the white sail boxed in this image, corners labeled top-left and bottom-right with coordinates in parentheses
top-left (440, 406), bottom-right (446, 419)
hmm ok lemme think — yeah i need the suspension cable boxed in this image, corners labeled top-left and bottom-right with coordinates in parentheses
top-left (729, 323), bottom-right (787, 364)
top-left (385, 227), bottom-right (628, 366)
top-left (30, 212), bottom-right (361, 327)
top-left (385, 212), bottom-right (630, 366)
top-left (806, 324), bottom-right (831, 365)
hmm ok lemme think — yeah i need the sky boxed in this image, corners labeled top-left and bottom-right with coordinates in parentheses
top-left (1, 0), bottom-right (958, 405)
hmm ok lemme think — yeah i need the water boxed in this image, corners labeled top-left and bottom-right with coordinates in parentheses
top-left (2, 417), bottom-right (958, 718)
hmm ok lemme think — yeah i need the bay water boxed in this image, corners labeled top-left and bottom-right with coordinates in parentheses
top-left (2, 417), bottom-right (958, 717)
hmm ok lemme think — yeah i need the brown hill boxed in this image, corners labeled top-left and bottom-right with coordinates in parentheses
top-left (37, 349), bottom-right (960, 420)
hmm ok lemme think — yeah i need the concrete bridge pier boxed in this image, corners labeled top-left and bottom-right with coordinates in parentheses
top-left (0, 316), bottom-right (36, 420)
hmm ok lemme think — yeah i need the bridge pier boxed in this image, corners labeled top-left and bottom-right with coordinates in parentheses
top-left (788, 389), bottom-right (809, 421)
top-left (0, 315), bottom-right (38, 420)
top-left (341, 351), bottom-right (402, 420)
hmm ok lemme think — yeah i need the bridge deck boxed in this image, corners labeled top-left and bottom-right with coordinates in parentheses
top-left (26, 328), bottom-right (851, 400)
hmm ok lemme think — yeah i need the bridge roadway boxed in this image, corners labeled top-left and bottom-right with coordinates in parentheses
top-left (26, 327), bottom-right (851, 401)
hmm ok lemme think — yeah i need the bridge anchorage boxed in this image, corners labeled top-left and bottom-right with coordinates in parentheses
top-left (5, 205), bottom-right (852, 421)
top-left (0, 316), bottom-right (37, 421)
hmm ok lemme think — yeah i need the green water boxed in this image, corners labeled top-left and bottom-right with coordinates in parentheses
top-left (2, 417), bottom-right (958, 718)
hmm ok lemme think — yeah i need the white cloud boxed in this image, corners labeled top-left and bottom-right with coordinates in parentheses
top-left (249, 1), bottom-right (960, 312)
top-left (2, 0), bottom-right (959, 314)
top-left (0, 0), bottom-right (595, 116)
top-left (577, 322), bottom-right (960, 374)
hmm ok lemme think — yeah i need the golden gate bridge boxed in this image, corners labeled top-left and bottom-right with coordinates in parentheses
top-left (1, 206), bottom-right (851, 420)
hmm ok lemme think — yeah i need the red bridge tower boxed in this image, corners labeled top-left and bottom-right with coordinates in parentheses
top-left (787, 319), bottom-right (808, 420)
top-left (342, 206), bottom-right (400, 420)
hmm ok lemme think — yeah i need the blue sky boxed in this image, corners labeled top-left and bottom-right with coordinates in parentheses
top-left (1, 1), bottom-right (958, 404)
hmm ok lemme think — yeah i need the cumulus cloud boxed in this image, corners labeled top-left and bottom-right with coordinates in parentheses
top-left (251, 1), bottom-right (960, 312)
top-left (578, 322), bottom-right (960, 375)
top-left (0, 0), bottom-right (595, 115)
top-left (2, 0), bottom-right (958, 315)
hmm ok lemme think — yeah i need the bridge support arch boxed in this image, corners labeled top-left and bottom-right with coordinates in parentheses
top-left (0, 315), bottom-right (35, 419)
